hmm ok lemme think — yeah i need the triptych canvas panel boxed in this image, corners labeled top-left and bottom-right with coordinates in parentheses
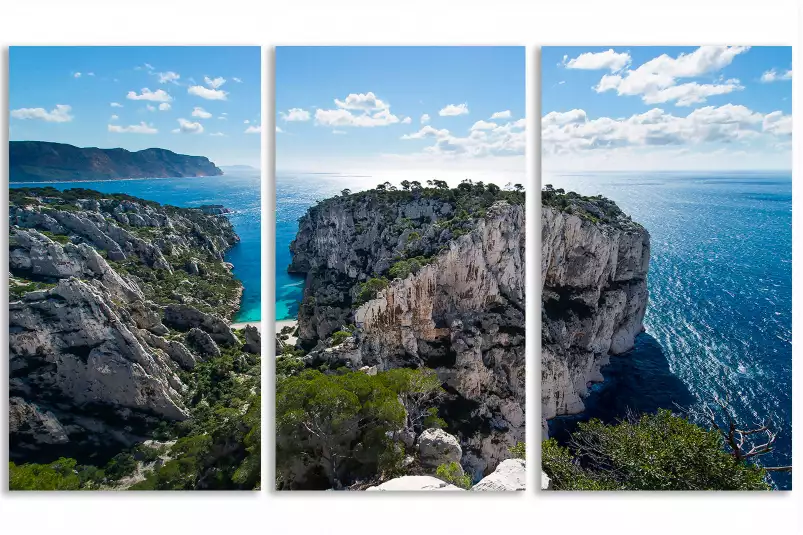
top-left (6, 45), bottom-right (792, 492)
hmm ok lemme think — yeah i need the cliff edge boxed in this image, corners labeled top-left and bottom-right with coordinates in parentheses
top-left (541, 187), bottom-right (650, 430)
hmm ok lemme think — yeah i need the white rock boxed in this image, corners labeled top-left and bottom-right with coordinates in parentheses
top-left (366, 476), bottom-right (464, 492)
top-left (471, 458), bottom-right (526, 491)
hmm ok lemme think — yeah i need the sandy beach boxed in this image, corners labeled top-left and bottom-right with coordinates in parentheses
top-left (231, 321), bottom-right (262, 332)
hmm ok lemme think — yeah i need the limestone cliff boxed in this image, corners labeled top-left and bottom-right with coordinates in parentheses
top-left (541, 189), bottom-right (650, 430)
top-left (287, 186), bottom-right (525, 479)
top-left (8, 187), bottom-right (242, 463)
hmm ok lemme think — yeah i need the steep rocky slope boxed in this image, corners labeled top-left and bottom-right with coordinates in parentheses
top-left (9, 141), bottom-right (222, 182)
top-left (541, 188), bottom-right (650, 431)
top-left (8, 187), bottom-right (243, 464)
top-left (285, 184), bottom-right (525, 480)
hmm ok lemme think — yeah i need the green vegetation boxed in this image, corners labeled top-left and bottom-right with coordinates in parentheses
top-left (329, 330), bottom-right (352, 346)
top-left (509, 441), bottom-right (526, 460)
top-left (541, 409), bottom-right (770, 491)
top-left (275, 367), bottom-right (445, 489)
top-left (9, 458), bottom-right (82, 490)
top-left (8, 277), bottom-right (57, 301)
top-left (354, 277), bottom-right (389, 306)
top-left (387, 255), bottom-right (432, 281)
top-left (541, 184), bottom-right (641, 229)
top-left (435, 461), bottom-right (472, 489)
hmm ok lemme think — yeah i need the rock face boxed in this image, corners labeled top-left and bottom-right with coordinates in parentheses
top-left (541, 195), bottom-right (650, 430)
top-left (9, 141), bottom-right (223, 182)
top-left (8, 188), bottom-right (243, 463)
top-left (288, 189), bottom-right (525, 479)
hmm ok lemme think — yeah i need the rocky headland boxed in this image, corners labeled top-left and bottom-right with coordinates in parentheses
top-left (8, 186), bottom-right (260, 490)
top-left (277, 180), bottom-right (526, 490)
top-left (9, 141), bottom-right (223, 182)
top-left (540, 186), bottom-right (650, 433)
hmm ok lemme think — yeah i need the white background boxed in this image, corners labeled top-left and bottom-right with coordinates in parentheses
top-left (0, 1), bottom-right (800, 534)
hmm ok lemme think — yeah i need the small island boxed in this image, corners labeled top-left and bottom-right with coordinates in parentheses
top-left (9, 141), bottom-right (223, 182)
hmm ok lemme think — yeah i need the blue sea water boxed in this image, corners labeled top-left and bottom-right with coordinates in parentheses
top-left (10, 171), bottom-right (262, 322)
top-left (545, 171), bottom-right (792, 489)
top-left (275, 173), bottom-right (381, 321)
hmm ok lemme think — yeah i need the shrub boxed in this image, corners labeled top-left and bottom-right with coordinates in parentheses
top-left (509, 441), bottom-right (526, 460)
top-left (542, 409), bottom-right (771, 491)
top-left (329, 330), bottom-right (352, 346)
top-left (354, 277), bottom-right (389, 306)
top-left (435, 462), bottom-right (472, 489)
top-left (9, 458), bottom-right (82, 491)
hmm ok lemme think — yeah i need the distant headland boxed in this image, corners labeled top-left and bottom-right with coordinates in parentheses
top-left (9, 141), bottom-right (223, 182)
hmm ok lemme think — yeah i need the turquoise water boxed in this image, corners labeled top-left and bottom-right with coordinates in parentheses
top-left (545, 171), bottom-right (792, 489)
top-left (275, 173), bottom-right (382, 321)
top-left (10, 171), bottom-right (262, 322)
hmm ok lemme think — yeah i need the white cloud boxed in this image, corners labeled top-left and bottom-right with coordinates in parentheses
top-left (11, 104), bottom-right (73, 123)
top-left (594, 46), bottom-right (750, 106)
top-left (210, 132), bottom-right (226, 137)
top-left (158, 102), bottom-right (171, 111)
top-left (762, 111), bottom-right (793, 135)
top-left (192, 106), bottom-right (212, 119)
top-left (401, 117), bottom-right (412, 124)
top-left (172, 118), bottom-right (204, 134)
top-left (280, 108), bottom-right (311, 122)
top-left (401, 126), bottom-right (450, 140)
top-left (127, 88), bottom-right (173, 102)
top-left (470, 120), bottom-right (498, 131)
top-left (73, 72), bottom-right (81, 78)
top-left (111, 102), bottom-right (123, 108)
top-left (420, 113), bottom-right (431, 124)
top-left (439, 103), bottom-right (469, 116)
top-left (335, 91), bottom-right (388, 110)
top-left (233, 77), bottom-right (243, 83)
top-left (641, 80), bottom-right (744, 106)
top-left (245, 125), bottom-right (261, 134)
top-left (542, 104), bottom-right (790, 158)
top-left (761, 68), bottom-right (793, 83)
top-left (144, 63), bottom-right (154, 71)
top-left (490, 110), bottom-right (512, 120)
top-left (204, 76), bottom-right (226, 89)
top-left (564, 49), bottom-right (631, 72)
top-left (276, 126), bottom-right (283, 133)
top-left (244, 120), bottom-right (250, 124)
top-left (188, 85), bottom-right (227, 100)
top-left (108, 122), bottom-right (157, 134)
top-left (316, 107), bottom-right (400, 127)
top-left (87, 72), bottom-right (95, 77)
top-left (332, 130), bottom-right (346, 135)
top-left (157, 71), bottom-right (181, 84)
top-left (146, 104), bottom-right (156, 112)
top-left (110, 114), bottom-right (119, 121)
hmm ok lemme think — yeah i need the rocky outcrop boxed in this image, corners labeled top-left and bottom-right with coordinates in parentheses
top-left (288, 189), bottom-right (525, 480)
top-left (243, 325), bottom-right (261, 354)
top-left (471, 458), bottom-right (526, 491)
top-left (541, 194), bottom-right (650, 431)
top-left (10, 141), bottom-right (223, 182)
top-left (366, 475), bottom-right (464, 492)
top-left (8, 188), bottom-right (246, 463)
top-left (418, 428), bottom-right (463, 469)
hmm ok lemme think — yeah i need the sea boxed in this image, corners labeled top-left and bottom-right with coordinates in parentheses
top-left (275, 173), bottom-right (387, 321)
top-left (544, 171), bottom-right (793, 490)
top-left (10, 170), bottom-right (262, 322)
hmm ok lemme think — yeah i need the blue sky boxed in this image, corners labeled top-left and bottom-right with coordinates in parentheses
top-left (9, 46), bottom-right (261, 167)
top-left (276, 47), bottom-right (525, 185)
top-left (542, 46), bottom-right (792, 171)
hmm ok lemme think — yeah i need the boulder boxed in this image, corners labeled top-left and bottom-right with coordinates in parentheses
top-left (417, 428), bottom-right (462, 469)
top-left (541, 471), bottom-right (552, 490)
top-left (471, 458), bottom-right (526, 491)
top-left (187, 328), bottom-right (220, 358)
top-left (243, 324), bottom-right (261, 354)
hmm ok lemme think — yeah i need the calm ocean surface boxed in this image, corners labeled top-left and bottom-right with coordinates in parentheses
top-left (10, 170), bottom-right (262, 322)
top-left (545, 171), bottom-right (792, 489)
